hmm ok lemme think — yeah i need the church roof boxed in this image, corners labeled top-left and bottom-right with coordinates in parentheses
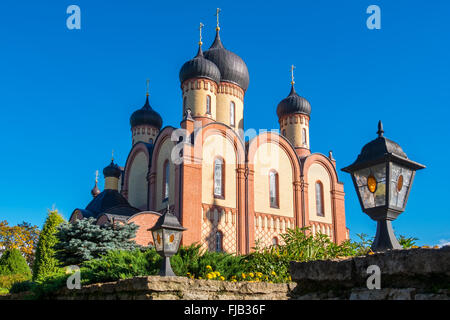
top-left (130, 96), bottom-right (163, 129)
top-left (203, 30), bottom-right (250, 91)
top-left (179, 45), bottom-right (221, 85)
top-left (276, 85), bottom-right (311, 118)
top-left (85, 189), bottom-right (134, 218)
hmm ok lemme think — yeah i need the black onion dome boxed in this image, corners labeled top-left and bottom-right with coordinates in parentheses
top-left (276, 85), bottom-right (311, 119)
top-left (103, 160), bottom-right (121, 179)
top-left (203, 30), bottom-right (250, 91)
top-left (179, 46), bottom-right (221, 84)
top-left (129, 96), bottom-right (163, 129)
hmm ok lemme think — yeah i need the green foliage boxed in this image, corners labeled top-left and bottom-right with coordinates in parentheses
top-left (80, 248), bottom-right (161, 284)
top-left (9, 280), bottom-right (35, 294)
top-left (171, 244), bottom-right (244, 280)
top-left (55, 218), bottom-right (139, 266)
top-left (0, 220), bottom-right (40, 266)
top-left (398, 235), bottom-right (419, 249)
top-left (0, 248), bottom-right (32, 278)
top-left (32, 210), bottom-right (65, 281)
top-left (0, 274), bottom-right (31, 290)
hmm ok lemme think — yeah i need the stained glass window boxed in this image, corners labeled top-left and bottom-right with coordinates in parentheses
top-left (214, 158), bottom-right (224, 197)
top-left (315, 181), bottom-right (325, 217)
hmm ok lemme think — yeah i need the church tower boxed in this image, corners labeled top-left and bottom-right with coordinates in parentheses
top-left (129, 83), bottom-right (163, 146)
top-left (277, 66), bottom-right (311, 157)
top-left (179, 23), bottom-right (221, 126)
top-left (179, 11), bottom-right (249, 131)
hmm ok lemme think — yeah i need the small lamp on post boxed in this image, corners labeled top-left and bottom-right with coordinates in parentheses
top-left (342, 121), bottom-right (425, 251)
top-left (150, 205), bottom-right (186, 276)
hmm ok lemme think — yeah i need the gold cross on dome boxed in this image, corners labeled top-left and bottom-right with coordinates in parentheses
top-left (111, 149), bottom-right (114, 162)
top-left (199, 22), bottom-right (204, 45)
top-left (95, 170), bottom-right (99, 183)
top-left (291, 65), bottom-right (296, 85)
top-left (146, 79), bottom-right (150, 97)
top-left (215, 8), bottom-right (221, 30)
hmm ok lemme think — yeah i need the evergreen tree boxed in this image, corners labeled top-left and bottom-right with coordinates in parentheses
top-left (0, 248), bottom-right (32, 278)
top-left (32, 210), bottom-right (65, 281)
top-left (55, 218), bottom-right (139, 266)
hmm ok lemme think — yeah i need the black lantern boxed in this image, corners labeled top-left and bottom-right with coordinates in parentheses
top-left (150, 206), bottom-right (186, 276)
top-left (342, 121), bottom-right (425, 251)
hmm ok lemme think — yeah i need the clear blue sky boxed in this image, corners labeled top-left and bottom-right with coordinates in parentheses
top-left (0, 0), bottom-right (448, 246)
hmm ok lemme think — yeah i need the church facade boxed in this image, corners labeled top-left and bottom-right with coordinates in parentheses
top-left (70, 22), bottom-right (349, 254)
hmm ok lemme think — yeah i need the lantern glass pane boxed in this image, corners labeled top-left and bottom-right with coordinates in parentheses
top-left (163, 229), bottom-right (181, 254)
top-left (389, 163), bottom-right (413, 208)
top-left (152, 229), bottom-right (163, 251)
top-left (354, 163), bottom-right (386, 209)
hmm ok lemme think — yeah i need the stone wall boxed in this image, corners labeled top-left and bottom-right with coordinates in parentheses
top-left (289, 247), bottom-right (450, 300)
top-left (51, 276), bottom-right (296, 300)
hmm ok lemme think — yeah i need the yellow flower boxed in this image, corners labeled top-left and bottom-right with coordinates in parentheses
top-left (220, 276), bottom-right (225, 281)
top-left (241, 273), bottom-right (246, 279)
top-left (206, 273), bottom-right (213, 280)
top-left (411, 245), bottom-right (419, 249)
top-left (206, 265), bottom-right (212, 270)
top-left (186, 272), bottom-right (191, 276)
top-left (198, 277), bottom-right (203, 280)
top-left (271, 271), bottom-right (276, 276)
top-left (249, 272), bottom-right (254, 278)
top-left (434, 245), bottom-right (439, 249)
top-left (256, 272), bottom-right (263, 278)
top-left (232, 279), bottom-right (237, 282)
top-left (422, 245), bottom-right (430, 249)
top-left (231, 275), bottom-right (236, 280)
top-left (215, 271), bottom-right (221, 277)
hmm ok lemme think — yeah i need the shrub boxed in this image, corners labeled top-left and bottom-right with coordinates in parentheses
top-left (9, 280), bottom-right (35, 294)
top-left (55, 218), bottom-right (139, 266)
top-left (80, 248), bottom-right (161, 284)
top-left (0, 274), bottom-right (31, 290)
top-left (0, 248), bottom-right (32, 278)
top-left (171, 244), bottom-right (244, 280)
top-left (32, 210), bottom-right (65, 281)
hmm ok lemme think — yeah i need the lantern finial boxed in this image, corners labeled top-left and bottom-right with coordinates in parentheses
top-left (377, 120), bottom-right (384, 137)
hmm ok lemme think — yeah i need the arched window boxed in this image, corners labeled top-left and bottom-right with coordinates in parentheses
top-left (214, 157), bottom-right (225, 198)
top-left (272, 237), bottom-right (278, 247)
top-left (163, 160), bottom-right (170, 201)
top-left (302, 128), bottom-right (307, 146)
top-left (269, 170), bottom-right (279, 208)
top-left (215, 231), bottom-right (223, 252)
top-left (206, 95), bottom-right (211, 115)
top-left (282, 129), bottom-right (286, 136)
top-left (230, 101), bottom-right (235, 127)
top-left (315, 181), bottom-right (325, 217)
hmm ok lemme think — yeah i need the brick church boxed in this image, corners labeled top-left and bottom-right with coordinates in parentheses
top-left (70, 17), bottom-right (349, 254)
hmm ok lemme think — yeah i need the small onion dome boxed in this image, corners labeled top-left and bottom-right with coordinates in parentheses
top-left (203, 30), bottom-right (250, 92)
top-left (91, 181), bottom-right (101, 198)
top-left (129, 96), bottom-right (163, 129)
top-left (103, 160), bottom-right (121, 179)
top-left (276, 85), bottom-right (311, 119)
top-left (179, 45), bottom-right (221, 85)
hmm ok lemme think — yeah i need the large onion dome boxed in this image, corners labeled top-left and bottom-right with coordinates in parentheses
top-left (203, 30), bottom-right (250, 92)
top-left (179, 46), bottom-right (221, 85)
top-left (276, 85), bottom-right (311, 119)
top-left (129, 96), bottom-right (163, 129)
top-left (103, 160), bottom-right (121, 179)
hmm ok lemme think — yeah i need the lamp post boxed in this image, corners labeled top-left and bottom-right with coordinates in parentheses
top-left (150, 206), bottom-right (186, 276)
top-left (342, 121), bottom-right (425, 251)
